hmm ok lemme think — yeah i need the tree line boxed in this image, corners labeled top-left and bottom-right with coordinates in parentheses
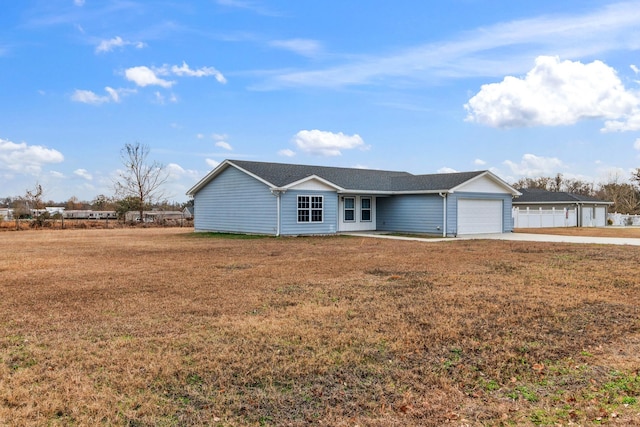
top-left (513, 168), bottom-right (640, 214)
top-left (2, 142), bottom-right (192, 222)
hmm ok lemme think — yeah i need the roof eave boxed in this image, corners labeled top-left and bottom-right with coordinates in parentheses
top-left (513, 200), bottom-right (614, 205)
top-left (338, 189), bottom-right (451, 195)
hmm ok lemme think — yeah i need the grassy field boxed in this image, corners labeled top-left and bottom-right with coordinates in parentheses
top-left (1, 228), bottom-right (639, 426)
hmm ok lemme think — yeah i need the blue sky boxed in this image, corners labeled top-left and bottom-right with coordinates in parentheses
top-left (2, 0), bottom-right (640, 203)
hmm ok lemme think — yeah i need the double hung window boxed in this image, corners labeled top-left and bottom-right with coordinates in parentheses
top-left (344, 197), bottom-right (355, 221)
top-left (361, 197), bottom-right (372, 221)
top-left (297, 195), bottom-right (323, 223)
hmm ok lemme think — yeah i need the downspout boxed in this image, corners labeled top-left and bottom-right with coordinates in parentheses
top-left (270, 189), bottom-right (286, 236)
top-left (276, 192), bottom-right (281, 236)
top-left (439, 192), bottom-right (447, 237)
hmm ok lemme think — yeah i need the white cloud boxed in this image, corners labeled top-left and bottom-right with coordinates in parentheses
top-left (125, 66), bottom-right (174, 88)
top-left (595, 165), bottom-right (631, 184)
top-left (166, 163), bottom-right (185, 178)
top-left (216, 0), bottom-right (279, 16)
top-left (74, 0), bottom-right (85, 6)
top-left (196, 133), bottom-right (205, 139)
top-left (257, 2), bottom-right (640, 90)
top-left (205, 158), bottom-right (220, 169)
top-left (166, 163), bottom-right (202, 184)
top-left (104, 87), bottom-right (120, 102)
top-left (106, 86), bottom-right (136, 102)
top-left (71, 87), bottom-right (135, 104)
top-left (156, 92), bottom-right (167, 103)
top-left (215, 141), bottom-right (232, 150)
top-left (465, 56), bottom-right (639, 129)
top-left (632, 64), bottom-right (640, 74)
top-left (95, 36), bottom-right (146, 53)
top-left (437, 167), bottom-right (458, 173)
top-left (125, 63), bottom-right (226, 89)
top-left (278, 148), bottom-right (296, 157)
top-left (71, 89), bottom-right (108, 105)
top-left (503, 153), bottom-right (566, 177)
top-left (74, 169), bottom-right (92, 180)
top-left (602, 111), bottom-right (640, 132)
top-left (170, 62), bottom-right (227, 83)
top-left (474, 159), bottom-right (487, 166)
top-left (292, 130), bottom-right (368, 156)
top-left (634, 138), bottom-right (640, 150)
top-left (211, 133), bottom-right (228, 141)
top-left (0, 138), bottom-right (64, 174)
top-left (269, 39), bottom-right (322, 57)
top-left (50, 170), bottom-right (65, 178)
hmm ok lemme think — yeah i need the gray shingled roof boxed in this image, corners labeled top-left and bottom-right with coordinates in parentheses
top-left (230, 159), bottom-right (486, 192)
top-left (514, 188), bottom-right (612, 204)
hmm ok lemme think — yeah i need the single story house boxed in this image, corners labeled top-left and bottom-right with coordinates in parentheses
top-left (124, 210), bottom-right (186, 223)
top-left (0, 208), bottom-right (12, 221)
top-left (186, 160), bottom-right (520, 237)
top-left (182, 205), bottom-right (194, 219)
top-left (512, 188), bottom-right (613, 228)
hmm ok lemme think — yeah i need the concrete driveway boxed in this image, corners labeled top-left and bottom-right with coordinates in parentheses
top-left (345, 232), bottom-right (640, 246)
top-left (458, 232), bottom-right (640, 246)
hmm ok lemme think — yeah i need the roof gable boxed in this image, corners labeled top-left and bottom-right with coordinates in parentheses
top-left (453, 171), bottom-right (521, 195)
top-left (285, 175), bottom-right (343, 191)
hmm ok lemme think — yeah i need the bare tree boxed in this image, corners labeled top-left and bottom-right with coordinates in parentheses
top-left (563, 178), bottom-right (595, 196)
top-left (512, 176), bottom-right (554, 190)
top-left (25, 183), bottom-right (44, 211)
top-left (632, 168), bottom-right (640, 188)
top-left (596, 171), bottom-right (640, 214)
top-left (114, 142), bottom-right (169, 223)
top-left (66, 196), bottom-right (83, 210)
top-left (24, 183), bottom-right (48, 228)
top-left (92, 194), bottom-right (114, 211)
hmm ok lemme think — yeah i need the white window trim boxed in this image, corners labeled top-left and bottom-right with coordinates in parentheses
top-left (343, 197), bottom-right (355, 222)
top-left (361, 197), bottom-right (372, 222)
top-left (297, 195), bottom-right (324, 223)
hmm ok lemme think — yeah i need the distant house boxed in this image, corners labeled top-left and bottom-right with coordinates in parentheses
top-left (45, 207), bottom-right (65, 216)
top-left (186, 159), bottom-right (521, 237)
top-left (0, 208), bottom-right (12, 221)
top-left (124, 211), bottom-right (186, 223)
top-left (182, 205), bottom-right (194, 219)
top-left (512, 188), bottom-right (613, 228)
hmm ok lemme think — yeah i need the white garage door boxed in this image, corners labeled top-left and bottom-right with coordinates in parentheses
top-left (458, 199), bottom-right (503, 235)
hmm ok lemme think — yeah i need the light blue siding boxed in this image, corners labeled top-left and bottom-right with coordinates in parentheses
top-left (193, 166), bottom-right (277, 234)
top-left (446, 192), bottom-right (514, 234)
top-left (377, 193), bottom-right (514, 235)
top-left (376, 195), bottom-right (444, 234)
top-left (192, 165), bottom-right (514, 236)
top-left (280, 190), bottom-right (338, 235)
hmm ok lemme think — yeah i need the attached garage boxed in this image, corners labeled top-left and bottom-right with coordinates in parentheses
top-left (457, 199), bottom-right (503, 234)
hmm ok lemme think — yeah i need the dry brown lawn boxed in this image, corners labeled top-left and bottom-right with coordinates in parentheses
top-left (1, 228), bottom-right (639, 426)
